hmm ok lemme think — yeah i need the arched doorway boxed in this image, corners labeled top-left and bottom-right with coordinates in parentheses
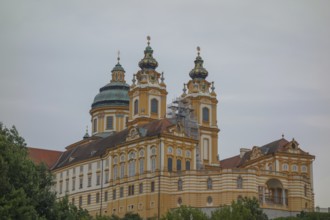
top-left (259, 179), bottom-right (287, 206)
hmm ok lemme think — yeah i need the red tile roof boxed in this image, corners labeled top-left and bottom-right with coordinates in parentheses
top-left (28, 147), bottom-right (63, 169)
top-left (220, 155), bottom-right (242, 169)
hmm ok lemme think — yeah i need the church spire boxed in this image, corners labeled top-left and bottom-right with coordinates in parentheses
top-left (189, 46), bottom-right (208, 80)
top-left (138, 36), bottom-right (158, 70)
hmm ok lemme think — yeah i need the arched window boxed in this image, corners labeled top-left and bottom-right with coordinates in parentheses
top-left (207, 177), bottom-right (212, 190)
top-left (202, 107), bottom-right (209, 122)
top-left (168, 158), bottom-right (173, 172)
top-left (139, 158), bottom-right (144, 174)
top-left (185, 160), bottom-right (190, 171)
top-left (178, 178), bottom-right (183, 191)
top-left (177, 159), bottom-right (182, 171)
top-left (237, 176), bottom-right (243, 189)
top-left (151, 157), bottom-right (156, 173)
top-left (120, 163), bottom-right (125, 178)
top-left (282, 163), bottom-right (288, 171)
top-left (151, 98), bottom-right (158, 114)
top-left (113, 165), bottom-right (118, 180)
top-left (128, 160), bottom-right (135, 177)
top-left (134, 99), bottom-right (139, 115)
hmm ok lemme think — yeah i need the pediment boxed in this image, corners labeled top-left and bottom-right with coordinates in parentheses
top-left (250, 146), bottom-right (263, 160)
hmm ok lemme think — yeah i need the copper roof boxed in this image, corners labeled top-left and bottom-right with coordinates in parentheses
top-left (28, 147), bottom-right (63, 168)
top-left (52, 118), bottom-right (175, 170)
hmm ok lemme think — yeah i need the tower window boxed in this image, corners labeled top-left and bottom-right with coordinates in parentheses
top-left (134, 99), bottom-right (139, 115)
top-left (93, 118), bottom-right (97, 133)
top-left (106, 116), bottom-right (113, 130)
top-left (151, 98), bottom-right (158, 114)
top-left (168, 158), bottom-right (173, 172)
top-left (202, 107), bottom-right (210, 122)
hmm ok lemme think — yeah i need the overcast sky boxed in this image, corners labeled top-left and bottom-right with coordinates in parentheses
top-left (1, 0), bottom-right (329, 207)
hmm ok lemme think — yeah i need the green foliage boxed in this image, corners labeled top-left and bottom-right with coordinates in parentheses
top-left (0, 123), bottom-right (92, 220)
top-left (160, 205), bottom-right (209, 220)
top-left (210, 197), bottom-right (268, 220)
top-left (95, 213), bottom-right (141, 220)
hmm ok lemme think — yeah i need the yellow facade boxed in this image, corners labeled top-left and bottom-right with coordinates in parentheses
top-left (52, 39), bottom-right (315, 219)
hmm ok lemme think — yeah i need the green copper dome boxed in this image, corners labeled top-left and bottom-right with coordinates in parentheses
top-left (112, 62), bottom-right (125, 72)
top-left (189, 47), bottom-right (208, 80)
top-left (138, 37), bottom-right (158, 70)
top-left (92, 82), bottom-right (129, 108)
top-left (92, 58), bottom-right (129, 109)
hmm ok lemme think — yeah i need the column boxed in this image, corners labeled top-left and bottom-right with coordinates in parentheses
top-left (282, 189), bottom-right (286, 205)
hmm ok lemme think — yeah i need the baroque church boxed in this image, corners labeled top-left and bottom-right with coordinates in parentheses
top-left (34, 37), bottom-right (315, 219)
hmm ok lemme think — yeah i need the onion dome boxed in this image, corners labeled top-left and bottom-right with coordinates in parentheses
top-left (189, 46), bottom-right (208, 80)
top-left (138, 36), bottom-right (158, 70)
top-left (91, 54), bottom-right (129, 109)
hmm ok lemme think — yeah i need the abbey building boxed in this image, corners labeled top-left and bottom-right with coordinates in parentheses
top-left (46, 38), bottom-right (315, 219)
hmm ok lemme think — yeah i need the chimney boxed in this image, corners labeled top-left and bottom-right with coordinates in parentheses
top-left (240, 148), bottom-right (250, 158)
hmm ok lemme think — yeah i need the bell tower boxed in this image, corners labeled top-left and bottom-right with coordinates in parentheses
top-left (127, 36), bottom-right (168, 126)
top-left (181, 47), bottom-right (219, 167)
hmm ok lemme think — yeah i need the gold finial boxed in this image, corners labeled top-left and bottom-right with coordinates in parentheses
top-left (117, 50), bottom-right (120, 62)
top-left (147, 36), bottom-right (151, 46)
top-left (197, 46), bottom-right (200, 56)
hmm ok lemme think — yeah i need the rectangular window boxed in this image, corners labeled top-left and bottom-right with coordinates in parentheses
top-left (105, 159), bottom-right (109, 168)
top-left (65, 179), bottom-right (69, 192)
top-left (104, 191), bottom-right (108, 202)
top-left (151, 157), bottom-right (156, 173)
top-left (96, 174), bottom-right (100, 186)
top-left (79, 177), bottom-right (83, 189)
top-left (72, 197), bottom-right (75, 205)
top-left (139, 183), bottom-right (143, 194)
top-left (139, 158), bottom-right (144, 174)
top-left (113, 189), bottom-right (116, 200)
top-left (120, 163), bottom-right (125, 178)
top-left (73, 167), bottom-right (76, 175)
top-left (72, 178), bottom-right (76, 191)
top-left (66, 170), bottom-right (69, 177)
top-left (79, 196), bottom-right (82, 207)
top-left (105, 172), bottom-right (109, 183)
top-left (93, 118), bottom-right (97, 133)
top-left (120, 187), bottom-right (124, 198)
top-left (96, 192), bottom-right (100, 203)
top-left (151, 181), bottom-right (155, 192)
top-left (88, 175), bottom-right (92, 187)
top-left (128, 185), bottom-right (135, 196)
top-left (97, 161), bottom-right (101, 169)
top-left (87, 194), bottom-right (91, 205)
top-left (88, 163), bottom-right (92, 170)
top-left (80, 165), bottom-right (83, 173)
top-left (106, 116), bottom-right (114, 130)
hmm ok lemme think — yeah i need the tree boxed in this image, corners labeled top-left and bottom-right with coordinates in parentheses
top-left (0, 123), bottom-right (91, 219)
top-left (210, 197), bottom-right (268, 220)
top-left (160, 205), bottom-right (209, 220)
